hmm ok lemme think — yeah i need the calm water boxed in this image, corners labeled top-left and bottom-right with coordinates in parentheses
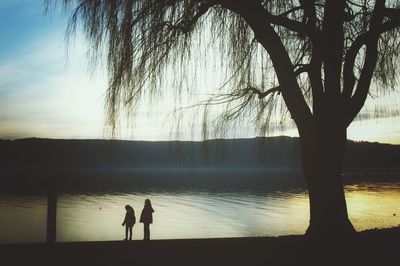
top-left (0, 177), bottom-right (399, 243)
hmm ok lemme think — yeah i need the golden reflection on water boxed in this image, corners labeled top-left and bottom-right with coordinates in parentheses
top-left (345, 183), bottom-right (400, 231)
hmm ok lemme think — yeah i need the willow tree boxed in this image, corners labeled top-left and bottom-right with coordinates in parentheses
top-left (46, 0), bottom-right (400, 236)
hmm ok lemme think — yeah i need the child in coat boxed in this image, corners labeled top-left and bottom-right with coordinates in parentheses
top-left (122, 204), bottom-right (136, 240)
top-left (139, 199), bottom-right (154, 240)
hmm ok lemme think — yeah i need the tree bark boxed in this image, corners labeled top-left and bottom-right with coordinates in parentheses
top-left (300, 122), bottom-right (356, 238)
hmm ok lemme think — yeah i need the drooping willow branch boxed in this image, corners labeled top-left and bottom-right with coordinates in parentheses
top-left (45, 0), bottom-right (400, 138)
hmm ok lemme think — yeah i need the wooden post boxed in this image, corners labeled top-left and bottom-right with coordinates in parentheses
top-left (46, 176), bottom-right (57, 244)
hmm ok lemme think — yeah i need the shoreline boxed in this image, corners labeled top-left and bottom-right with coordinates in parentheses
top-left (1, 227), bottom-right (399, 266)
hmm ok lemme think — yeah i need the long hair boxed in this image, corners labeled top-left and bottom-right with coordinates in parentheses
top-left (144, 199), bottom-right (152, 209)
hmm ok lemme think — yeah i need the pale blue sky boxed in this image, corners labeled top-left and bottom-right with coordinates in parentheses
top-left (0, 1), bottom-right (399, 143)
top-left (0, 0), bottom-right (107, 139)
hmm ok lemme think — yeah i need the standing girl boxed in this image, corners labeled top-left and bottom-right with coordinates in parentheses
top-left (139, 199), bottom-right (154, 240)
top-left (122, 205), bottom-right (136, 241)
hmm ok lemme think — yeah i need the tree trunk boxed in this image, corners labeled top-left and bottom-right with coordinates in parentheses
top-left (300, 124), bottom-right (356, 238)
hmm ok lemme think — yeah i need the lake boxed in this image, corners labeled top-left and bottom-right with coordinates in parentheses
top-left (0, 171), bottom-right (399, 243)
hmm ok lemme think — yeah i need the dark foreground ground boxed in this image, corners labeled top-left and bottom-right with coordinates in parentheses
top-left (1, 227), bottom-right (399, 266)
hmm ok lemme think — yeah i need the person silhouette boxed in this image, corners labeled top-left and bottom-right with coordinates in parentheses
top-left (122, 205), bottom-right (136, 241)
top-left (139, 199), bottom-right (155, 240)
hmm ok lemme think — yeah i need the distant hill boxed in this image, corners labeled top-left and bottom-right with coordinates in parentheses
top-left (0, 137), bottom-right (399, 192)
top-left (0, 136), bottom-right (399, 171)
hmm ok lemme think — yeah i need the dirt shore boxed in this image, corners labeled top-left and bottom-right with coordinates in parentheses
top-left (1, 227), bottom-right (399, 266)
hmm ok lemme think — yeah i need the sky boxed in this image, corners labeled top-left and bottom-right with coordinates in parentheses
top-left (0, 0), bottom-right (400, 144)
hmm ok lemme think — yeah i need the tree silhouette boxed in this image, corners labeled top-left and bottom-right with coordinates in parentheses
top-left (46, 0), bottom-right (400, 237)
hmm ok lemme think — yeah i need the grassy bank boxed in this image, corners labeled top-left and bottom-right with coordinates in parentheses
top-left (1, 227), bottom-right (399, 266)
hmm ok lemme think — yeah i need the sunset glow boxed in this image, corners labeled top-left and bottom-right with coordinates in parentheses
top-left (0, 1), bottom-right (399, 143)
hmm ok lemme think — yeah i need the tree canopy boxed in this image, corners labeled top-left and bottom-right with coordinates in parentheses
top-left (45, 0), bottom-right (400, 138)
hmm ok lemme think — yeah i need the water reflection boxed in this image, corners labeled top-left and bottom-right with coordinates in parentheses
top-left (345, 183), bottom-right (400, 231)
top-left (55, 191), bottom-right (306, 241)
top-left (0, 196), bottom-right (46, 243)
top-left (0, 181), bottom-right (399, 243)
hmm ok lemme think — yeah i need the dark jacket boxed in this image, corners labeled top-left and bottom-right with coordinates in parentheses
top-left (123, 210), bottom-right (136, 227)
top-left (140, 206), bottom-right (154, 224)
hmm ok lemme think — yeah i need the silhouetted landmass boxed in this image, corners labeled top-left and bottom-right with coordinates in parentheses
top-left (0, 137), bottom-right (398, 173)
top-left (0, 137), bottom-right (302, 170)
top-left (0, 137), bottom-right (399, 192)
top-left (1, 136), bottom-right (399, 170)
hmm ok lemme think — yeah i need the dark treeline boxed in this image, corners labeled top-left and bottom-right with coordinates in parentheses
top-left (1, 136), bottom-right (399, 171)
top-left (0, 137), bottom-right (301, 171)
top-left (0, 137), bottom-right (399, 193)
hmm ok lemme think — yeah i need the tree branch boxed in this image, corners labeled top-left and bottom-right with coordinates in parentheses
top-left (243, 65), bottom-right (309, 100)
top-left (321, 0), bottom-right (346, 100)
top-left (244, 86), bottom-right (281, 99)
top-left (299, 0), bottom-right (317, 28)
top-left (309, 38), bottom-right (324, 115)
top-left (242, 65), bottom-right (309, 99)
top-left (278, 6), bottom-right (303, 18)
top-left (164, 1), bottom-right (214, 34)
top-left (294, 64), bottom-right (311, 76)
top-left (228, 3), bottom-right (313, 132)
top-left (342, 17), bottom-right (400, 100)
top-left (344, 0), bottom-right (389, 126)
top-left (384, 7), bottom-right (400, 19)
top-left (267, 13), bottom-right (318, 37)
